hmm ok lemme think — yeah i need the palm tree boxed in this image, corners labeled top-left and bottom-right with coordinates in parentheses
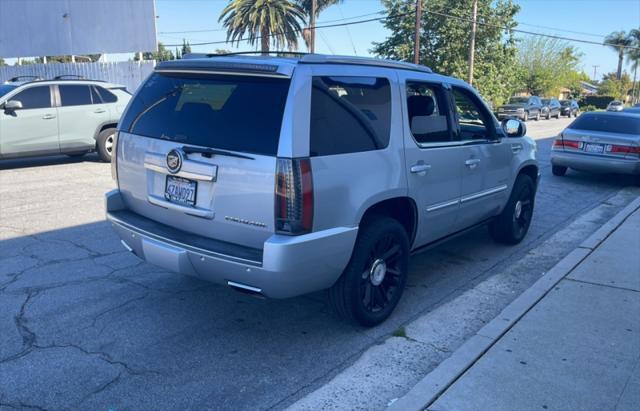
top-left (296, 0), bottom-right (343, 51)
top-left (605, 30), bottom-right (632, 80)
top-left (626, 29), bottom-right (640, 103)
top-left (219, 0), bottom-right (306, 54)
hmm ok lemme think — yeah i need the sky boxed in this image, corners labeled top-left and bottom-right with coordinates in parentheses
top-left (152, 0), bottom-right (640, 81)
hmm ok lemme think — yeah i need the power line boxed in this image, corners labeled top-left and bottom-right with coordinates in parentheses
top-left (162, 7), bottom-right (640, 52)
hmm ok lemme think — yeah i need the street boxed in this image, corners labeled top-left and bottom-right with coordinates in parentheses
top-left (0, 117), bottom-right (638, 410)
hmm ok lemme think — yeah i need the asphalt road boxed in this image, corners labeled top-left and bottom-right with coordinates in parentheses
top-left (0, 116), bottom-right (638, 410)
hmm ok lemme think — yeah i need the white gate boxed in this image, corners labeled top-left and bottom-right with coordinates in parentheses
top-left (0, 61), bottom-right (156, 92)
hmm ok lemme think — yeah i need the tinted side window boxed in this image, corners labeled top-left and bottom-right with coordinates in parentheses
top-left (11, 86), bottom-right (51, 109)
top-left (59, 85), bottom-right (92, 106)
top-left (406, 82), bottom-right (451, 144)
top-left (452, 87), bottom-right (492, 140)
top-left (310, 76), bottom-right (391, 156)
top-left (95, 86), bottom-right (117, 103)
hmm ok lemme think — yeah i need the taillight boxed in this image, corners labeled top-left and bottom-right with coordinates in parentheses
top-left (606, 144), bottom-right (640, 156)
top-left (275, 158), bottom-right (314, 235)
top-left (553, 139), bottom-right (581, 150)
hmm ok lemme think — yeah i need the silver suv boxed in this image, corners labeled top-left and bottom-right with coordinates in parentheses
top-left (106, 54), bottom-right (538, 326)
top-left (0, 76), bottom-right (130, 162)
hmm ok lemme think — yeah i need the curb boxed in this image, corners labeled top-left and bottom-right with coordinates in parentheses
top-left (388, 195), bottom-right (640, 411)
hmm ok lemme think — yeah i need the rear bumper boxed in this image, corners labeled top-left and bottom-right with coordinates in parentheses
top-left (551, 151), bottom-right (640, 175)
top-left (105, 190), bottom-right (358, 298)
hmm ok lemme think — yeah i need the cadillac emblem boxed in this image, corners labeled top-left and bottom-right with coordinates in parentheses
top-left (166, 149), bottom-right (183, 174)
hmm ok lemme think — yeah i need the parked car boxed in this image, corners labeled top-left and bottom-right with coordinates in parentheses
top-left (624, 106), bottom-right (640, 114)
top-left (0, 76), bottom-right (131, 162)
top-left (496, 96), bottom-right (543, 121)
top-left (105, 54), bottom-right (539, 326)
top-left (551, 111), bottom-right (639, 182)
top-left (560, 99), bottom-right (580, 117)
top-left (541, 98), bottom-right (561, 120)
top-left (606, 100), bottom-right (624, 112)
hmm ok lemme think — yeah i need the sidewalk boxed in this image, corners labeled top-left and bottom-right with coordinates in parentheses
top-left (390, 199), bottom-right (640, 411)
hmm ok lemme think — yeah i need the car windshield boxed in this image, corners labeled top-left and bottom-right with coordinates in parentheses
top-left (610, 101), bottom-right (622, 106)
top-left (0, 84), bottom-right (18, 99)
top-left (560, 100), bottom-right (571, 106)
top-left (541, 99), bottom-right (550, 105)
top-left (569, 114), bottom-right (640, 135)
top-left (508, 97), bottom-right (528, 104)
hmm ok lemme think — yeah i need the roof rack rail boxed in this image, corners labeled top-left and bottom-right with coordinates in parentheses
top-left (299, 54), bottom-right (433, 73)
top-left (53, 74), bottom-right (86, 80)
top-left (6, 75), bottom-right (43, 82)
top-left (182, 51), bottom-right (308, 59)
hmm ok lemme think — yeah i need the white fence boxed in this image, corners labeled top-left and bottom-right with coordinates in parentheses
top-left (0, 61), bottom-right (156, 92)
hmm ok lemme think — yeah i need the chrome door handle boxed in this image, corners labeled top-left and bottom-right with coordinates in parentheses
top-left (94, 109), bottom-right (106, 113)
top-left (41, 114), bottom-right (56, 120)
top-left (465, 158), bottom-right (480, 169)
top-left (410, 164), bottom-right (431, 174)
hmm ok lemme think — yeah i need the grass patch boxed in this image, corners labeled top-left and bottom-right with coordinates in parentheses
top-left (392, 326), bottom-right (408, 339)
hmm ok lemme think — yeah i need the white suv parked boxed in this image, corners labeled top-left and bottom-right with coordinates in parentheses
top-left (106, 54), bottom-right (538, 326)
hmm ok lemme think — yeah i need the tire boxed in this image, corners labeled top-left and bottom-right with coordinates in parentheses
top-left (523, 112), bottom-right (529, 122)
top-left (552, 165), bottom-right (567, 176)
top-left (328, 217), bottom-right (409, 327)
top-left (96, 128), bottom-right (116, 162)
top-left (535, 111), bottom-right (540, 121)
top-left (546, 111), bottom-right (551, 120)
top-left (555, 112), bottom-right (560, 119)
top-left (489, 174), bottom-right (536, 245)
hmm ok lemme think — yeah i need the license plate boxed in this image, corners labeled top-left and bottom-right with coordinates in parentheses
top-left (584, 143), bottom-right (604, 154)
top-left (165, 175), bottom-right (197, 207)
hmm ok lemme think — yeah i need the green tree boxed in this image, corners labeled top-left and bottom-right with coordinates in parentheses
top-left (136, 42), bottom-right (175, 61)
top-left (626, 28), bottom-right (640, 103)
top-left (372, 0), bottom-right (521, 106)
top-left (518, 36), bottom-right (583, 96)
top-left (181, 39), bottom-right (192, 56)
top-left (219, 0), bottom-right (306, 54)
top-left (598, 72), bottom-right (633, 101)
top-left (605, 30), bottom-right (632, 80)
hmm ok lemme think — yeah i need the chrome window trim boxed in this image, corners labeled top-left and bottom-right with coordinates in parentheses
top-left (426, 198), bottom-right (460, 212)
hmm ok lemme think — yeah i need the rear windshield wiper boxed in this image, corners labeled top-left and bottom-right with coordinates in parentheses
top-left (182, 145), bottom-right (254, 160)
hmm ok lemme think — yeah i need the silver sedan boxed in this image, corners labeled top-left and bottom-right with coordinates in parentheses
top-left (550, 112), bottom-right (640, 182)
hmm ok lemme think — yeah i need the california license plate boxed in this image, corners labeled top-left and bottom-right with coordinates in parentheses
top-left (165, 175), bottom-right (197, 207)
top-left (584, 143), bottom-right (604, 154)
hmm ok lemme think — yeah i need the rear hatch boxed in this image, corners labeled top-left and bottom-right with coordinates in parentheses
top-left (560, 114), bottom-right (640, 159)
top-left (115, 66), bottom-right (292, 250)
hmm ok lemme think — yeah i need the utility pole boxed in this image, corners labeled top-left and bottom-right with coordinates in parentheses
top-left (310, 0), bottom-right (317, 53)
top-left (467, 0), bottom-right (478, 85)
top-left (592, 65), bottom-right (599, 81)
top-left (413, 0), bottom-right (422, 64)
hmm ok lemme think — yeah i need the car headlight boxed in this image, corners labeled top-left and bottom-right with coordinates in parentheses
top-left (517, 108), bottom-right (524, 112)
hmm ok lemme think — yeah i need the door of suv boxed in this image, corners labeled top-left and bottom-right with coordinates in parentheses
top-left (402, 78), bottom-right (463, 246)
top-left (56, 84), bottom-right (108, 152)
top-left (449, 85), bottom-right (512, 230)
top-left (0, 85), bottom-right (59, 157)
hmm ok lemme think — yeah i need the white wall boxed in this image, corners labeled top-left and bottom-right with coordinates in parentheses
top-left (0, 0), bottom-right (156, 58)
top-left (0, 61), bottom-right (156, 92)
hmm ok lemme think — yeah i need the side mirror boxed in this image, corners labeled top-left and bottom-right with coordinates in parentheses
top-left (502, 118), bottom-right (526, 138)
top-left (4, 100), bottom-right (23, 111)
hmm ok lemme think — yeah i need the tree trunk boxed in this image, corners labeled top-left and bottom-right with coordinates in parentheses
top-left (261, 26), bottom-right (269, 55)
top-left (617, 49), bottom-right (624, 80)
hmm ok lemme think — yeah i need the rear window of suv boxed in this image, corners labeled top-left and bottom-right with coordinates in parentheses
top-left (119, 72), bottom-right (290, 156)
top-left (569, 113), bottom-right (640, 135)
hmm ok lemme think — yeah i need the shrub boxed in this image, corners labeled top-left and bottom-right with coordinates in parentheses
top-left (578, 95), bottom-right (615, 109)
